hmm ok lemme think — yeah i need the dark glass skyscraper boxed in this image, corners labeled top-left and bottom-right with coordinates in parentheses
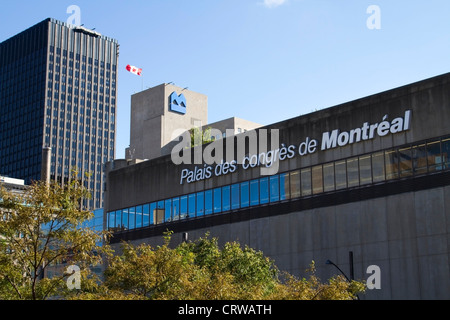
top-left (0, 18), bottom-right (119, 209)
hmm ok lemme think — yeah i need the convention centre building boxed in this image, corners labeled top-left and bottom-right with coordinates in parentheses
top-left (104, 73), bottom-right (450, 299)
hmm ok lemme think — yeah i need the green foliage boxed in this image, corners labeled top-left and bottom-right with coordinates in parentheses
top-left (0, 172), bottom-right (107, 300)
top-left (269, 261), bottom-right (366, 300)
top-left (73, 232), bottom-right (365, 300)
top-left (190, 126), bottom-right (214, 147)
top-left (0, 176), bottom-right (365, 300)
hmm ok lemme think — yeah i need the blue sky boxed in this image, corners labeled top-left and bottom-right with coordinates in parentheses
top-left (1, 1), bottom-right (450, 158)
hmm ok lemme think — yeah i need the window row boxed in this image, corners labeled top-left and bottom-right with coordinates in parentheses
top-left (108, 136), bottom-right (450, 232)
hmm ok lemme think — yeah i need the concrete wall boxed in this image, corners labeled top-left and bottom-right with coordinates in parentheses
top-left (127, 83), bottom-right (208, 160)
top-left (119, 185), bottom-right (450, 300)
top-left (206, 117), bottom-right (263, 138)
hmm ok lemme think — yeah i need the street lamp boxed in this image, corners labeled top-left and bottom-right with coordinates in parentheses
top-left (325, 251), bottom-right (359, 300)
top-left (325, 259), bottom-right (351, 282)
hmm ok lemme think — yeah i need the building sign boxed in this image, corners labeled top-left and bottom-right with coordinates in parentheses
top-left (169, 91), bottom-right (187, 114)
top-left (178, 110), bottom-right (412, 184)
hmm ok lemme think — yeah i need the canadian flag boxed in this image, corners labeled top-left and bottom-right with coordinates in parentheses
top-left (126, 64), bottom-right (142, 76)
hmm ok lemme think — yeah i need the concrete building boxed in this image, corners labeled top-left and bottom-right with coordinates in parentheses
top-left (125, 83), bottom-right (262, 161)
top-left (0, 18), bottom-right (119, 209)
top-left (126, 83), bottom-right (208, 161)
top-left (208, 117), bottom-right (262, 140)
top-left (104, 72), bottom-right (450, 299)
top-left (0, 176), bottom-right (28, 196)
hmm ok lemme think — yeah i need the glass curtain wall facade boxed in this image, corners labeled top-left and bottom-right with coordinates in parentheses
top-left (108, 135), bottom-right (450, 232)
top-left (0, 20), bottom-right (48, 183)
top-left (0, 18), bottom-right (119, 209)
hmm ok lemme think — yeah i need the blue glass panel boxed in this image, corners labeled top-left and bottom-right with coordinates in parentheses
top-left (108, 211), bottom-right (114, 229)
top-left (129, 207), bottom-right (135, 229)
top-left (115, 210), bottom-right (122, 228)
top-left (121, 209), bottom-right (128, 230)
top-left (280, 173), bottom-right (290, 200)
top-left (135, 205), bottom-right (143, 228)
top-left (180, 195), bottom-right (188, 220)
top-left (231, 184), bottom-right (240, 209)
top-left (270, 175), bottom-right (280, 202)
top-left (205, 190), bottom-right (213, 215)
top-left (222, 186), bottom-right (231, 211)
top-left (165, 199), bottom-right (172, 222)
top-left (214, 188), bottom-right (222, 213)
top-left (188, 194), bottom-right (196, 218)
top-left (197, 192), bottom-right (204, 216)
top-left (260, 177), bottom-right (269, 204)
top-left (240, 181), bottom-right (249, 208)
top-left (250, 179), bottom-right (259, 206)
top-left (172, 197), bottom-right (180, 221)
top-left (143, 204), bottom-right (150, 227)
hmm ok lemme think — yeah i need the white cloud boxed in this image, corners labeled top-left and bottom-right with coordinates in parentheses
top-left (263, 0), bottom-right (287, 8)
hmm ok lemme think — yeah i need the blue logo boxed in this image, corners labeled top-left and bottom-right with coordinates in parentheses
top-left (169, 92), bottom-right (187, 114)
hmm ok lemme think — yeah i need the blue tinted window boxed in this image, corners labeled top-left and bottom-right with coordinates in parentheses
top-left (270, 175), bottom-right (280, 202)
top-left (260, 177), bottom-right (269, 204)
top-left (108, 211), bottom-right (115, 229)
top-left (197, 192), bottom-right (204, 216)
top-left (188, 194), bottom-right (196, 218)
top-left (172, 197), bottom-right (180, 221)
top-left (115, 210), bottom-right (122, 228)
top-left (250, 179), bottom-right (259, 206)
top-left (222, 186), bottom-right (231, 211)
top-left (165, 199), bottom-right (172, 222)
top-left (231, 184), bottom-right (240, 209)
top-left (121, 209), bottom-right (128, 229)
top-left (135, 205), bottom-right (142, 228)
top-left (180, 195), bottom-right (188, 219)
top-left (280, 173), bottom-right (290, 200)
top-left (240, 181), bottom-right (249, 208)
top-left (143, 204), bottom-right (150, 227)
top-left (205, 190), bottom-right (213, 215)
top-left (214, 188), bottom-right (222, 213)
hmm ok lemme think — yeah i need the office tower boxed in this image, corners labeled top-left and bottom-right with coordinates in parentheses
top-left (0, 18), bottom-right (119, 209)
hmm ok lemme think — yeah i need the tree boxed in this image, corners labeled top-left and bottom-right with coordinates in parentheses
top-left (179, 232), bottom-right (280, 299)
top-left (190, 126), bottom-right (214, 147)
top-left (0, 173), bottom-right (107, 300)
top-left (72, 232), bottom-right (365, 300)
top-left (269, 262), bottom-right (366, 300)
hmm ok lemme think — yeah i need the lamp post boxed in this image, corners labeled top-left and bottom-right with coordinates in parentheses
top-left (325, 259), bottom-right (351, 282)
top-left (325, 251), bottom-right (359, 300)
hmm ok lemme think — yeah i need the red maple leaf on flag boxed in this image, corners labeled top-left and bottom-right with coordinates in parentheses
top-left (126, 64), bottom-right (142, 76)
